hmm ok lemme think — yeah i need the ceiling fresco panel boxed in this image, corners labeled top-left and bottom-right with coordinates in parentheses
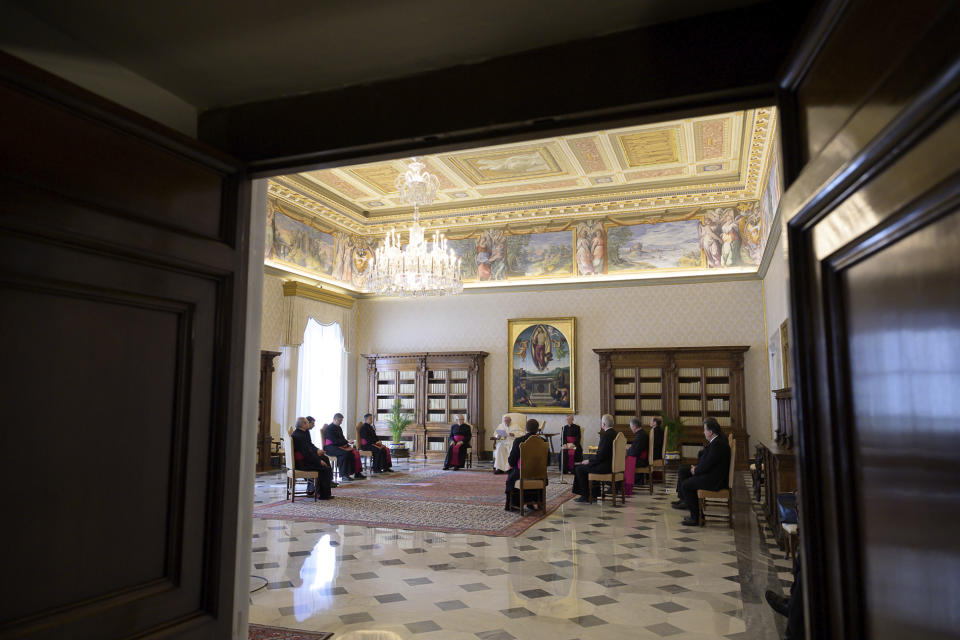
top-left (614, 127), bottom-right (683, 168)
top-left (445, 144), bottom-right (566, 184)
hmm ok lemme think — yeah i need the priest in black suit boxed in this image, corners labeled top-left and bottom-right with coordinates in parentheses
top-left (357, 413), bottom-right (393, 473)
top-left (572, 414), bottom-right (617, 502)
top-left (677, 418), bottom-right (731, 526)
top-left (323, 413), bottom-right (365, 480)
top-left (291, 416), bottom-right (334, 499)
top-left (443, 414), bottom-right (472, 470)
top-left (504, 418), bottom-right (548, 510)
top-left (560, 414), bottom-right (583, 473)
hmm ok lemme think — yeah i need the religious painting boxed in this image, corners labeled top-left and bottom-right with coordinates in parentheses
top-left (334, 232), bottom-right (375, 288)
top-left (476, 228), bottom-right (506, 280)
top-left (574, 220), bottom-right (605, 276)
top-left (508, 317), bottom-right (576, 414)
top-left (780, 319), bottom-right (792, 388)
top-left (506, 231), bottom-right (574, 278)
top-left (271, 210), bottom-right (336, 276)
top-left (606, 220), bottom-right (702, 272)
top-left (447, 238), bottom-right (478, 280)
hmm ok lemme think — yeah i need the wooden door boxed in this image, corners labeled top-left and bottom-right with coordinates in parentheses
top-left (0, 54), bottom-right (249, 639)
top-left (779, 2), bottom-right (960, 638)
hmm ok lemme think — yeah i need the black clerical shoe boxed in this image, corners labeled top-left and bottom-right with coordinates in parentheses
top-left (574, 496), bottom-right (592, 503)
top-left (453, 466), bottom-right (462, 471)
top-left (671, 503), bottom-right (689, 510)
top-left (765, 590), bottom-right (789, 616)
top-left (443, 465), bottom-right (451, 470)
top-left (354, 473), bottom-right (366, 480)
top-left (671, 499), bottom-right (686, 507)
top-left (382, 469), bottom-right (394, 473)
top-left (493, 469), bottom-right (505, 475)
top-left (680, 518), bottom-right (702, 527)
top-left (330, 482), bottom-right (339, 488)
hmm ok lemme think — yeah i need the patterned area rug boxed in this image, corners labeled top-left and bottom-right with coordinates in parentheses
top-left (249, 623), bottom-right (332, 639)
top-left (254, 467), bottom-right (573, 536)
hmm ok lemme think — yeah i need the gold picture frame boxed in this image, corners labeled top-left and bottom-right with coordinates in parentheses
top-left (508, 317), bottom-right (576, 414)
top-left (780, 318), bottom-right (792, 388)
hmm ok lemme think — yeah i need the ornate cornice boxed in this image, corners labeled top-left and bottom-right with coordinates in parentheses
top-left (282, 281), bottom-right (356, 309)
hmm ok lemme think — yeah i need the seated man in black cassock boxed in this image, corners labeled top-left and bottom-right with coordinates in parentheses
top-left (322, 413), bottom-right (366, 480)
top-left (560, 414), bottom-right (583, 474)
top-left (677, 418), bottom-right (731, 526)
top-left (627, 416), bottom-right (664, 485)
top-left (572, 414), bottom-right (617, 503)
top-left (357, 413), bottom-right (393, 473)
top-left (291, 416), bottom-right (334, 499)
top-left (504, 418), bottom-right (548, 511)
top-left (442, 414), bottom-right (471, 470)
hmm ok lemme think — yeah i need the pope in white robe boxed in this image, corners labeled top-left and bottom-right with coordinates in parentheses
top-left (493, 415), bottom-right (525, 473)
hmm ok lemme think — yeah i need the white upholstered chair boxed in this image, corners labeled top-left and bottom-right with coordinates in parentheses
top-left (589, 432), bottom-right (626, 505)
top-left (284, 427), bottom-right (318, 503)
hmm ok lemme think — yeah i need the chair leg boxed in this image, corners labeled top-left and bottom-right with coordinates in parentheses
top-left (698, 496), bottom-right (705, 526)
top-left (727, 498), bottom-right (733, 528)
top-left (619, 474), bottom-right (624, 506)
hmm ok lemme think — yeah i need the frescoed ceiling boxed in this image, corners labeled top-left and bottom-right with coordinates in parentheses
top-left (269, 107), bottom-right (777, 237)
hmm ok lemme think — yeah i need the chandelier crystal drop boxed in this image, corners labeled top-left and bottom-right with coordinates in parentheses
top-left (370, 157), bottom-right (463, 297)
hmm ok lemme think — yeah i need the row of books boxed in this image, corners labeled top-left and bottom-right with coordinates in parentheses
top-left (681, 415), bottom-right (732, 426)
top-left (449, 383), bottom-right (468, 394)
top-left (678, 367), bottom-right (701, 378)
top-left (376, 398), bottom-right (414, 410)
top-left (679, 398), bottom-right (702, 411)
top-left (614, 383), bottom-right (635, 394)
top-left (706, 383), bottom-right (730, 394)
top-left (640, 399), bottom-right (661, 411)
top-left (614, 398), bottom-right (636, 411)
top-left (377, 384), bottom-right (396, 395)
top-left (705, 367), bottom-right (730, 377)
top-left (678, 382), bottom-right (701, 394)
top-left (399, 370), bottom-right (415, 380)
top-left (450, 399), bottom-right (467, 410)
top-left (612, 368), bottom-right (662, 378)
top-left (428, 441), bottom-right (446, 451)
top-left (399, 383), bottom-right (415, 394)
top-left (640, 382), bottom-right (661, 393)
top-left (428, 399), bottom-right (447, 410)
top-left (428, 383), bottom-right (446, 394)
top-left (707, 398), bottom-right (730, 411)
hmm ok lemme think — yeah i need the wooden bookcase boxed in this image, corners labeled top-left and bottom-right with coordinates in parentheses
top-left (594, 346), bottom-right (749, 469)
top-left (363, 351), bottom-right (488, 460)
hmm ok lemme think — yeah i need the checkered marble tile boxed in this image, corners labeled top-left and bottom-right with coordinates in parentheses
top-left (248, 465), bottom-right (786, 639)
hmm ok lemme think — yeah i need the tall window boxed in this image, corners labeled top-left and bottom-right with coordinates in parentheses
top-left (297, 319), bottom-right (345, 425)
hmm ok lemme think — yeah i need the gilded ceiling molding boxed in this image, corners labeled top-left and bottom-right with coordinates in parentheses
top-left (282, 280), bottom-right (356, 309)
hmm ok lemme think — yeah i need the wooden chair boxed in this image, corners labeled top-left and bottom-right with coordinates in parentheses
top-left (589, 432), bottom-right (626, 505)
top-left (511, 434), bottom-right (548, 515)
top-left (354, 423), bottom-right (373, 472)
top-left (782, 522), bottom-right (799, 558)
top-left (697, 439), bottom-right (738, 527)
top-left (284, 427), bottom-right (318, 503)
top-left (633, 426), bottom-right (663, 496)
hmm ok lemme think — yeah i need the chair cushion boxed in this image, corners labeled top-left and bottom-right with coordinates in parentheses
top-left (697, 488), bottom-right (730, 499)
top-left (289, 469), bottom-right (319, 478)
top-left (782, 523), bottom-right (799, 535)
top-left (588, 472), bottom-right (621, 481)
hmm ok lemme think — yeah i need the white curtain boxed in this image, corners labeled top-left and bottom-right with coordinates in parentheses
top-left (297, 319), bottom-right (345, 427)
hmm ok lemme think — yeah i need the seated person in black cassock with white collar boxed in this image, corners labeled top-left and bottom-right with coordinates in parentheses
top-left (443, 414), bottom-right (472, 470)
top-left (677, 418), bottom-right (731, 526)
top-left (356, 413), bottom-right (393, 473)
top-left (572, 414), bottom-right (617, 502)
top-left (560, 414), bottom-right (583, 473)
top-left (291, 416), bottom-right (334, 499)
top-left (322, 413), bottom-right (366, 480)
top-left (504, 418), bottom-right (549, 511)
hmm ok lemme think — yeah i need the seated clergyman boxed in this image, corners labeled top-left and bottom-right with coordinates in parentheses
top-left (492, 415), bottom-right (525, 475)
top-left (504, 418), bottom-right (548, 511)
top-left (443, 414), bottom-right (472, 470)
top-left (322, 413), bottom-right (366, 481)
top-left (291, 416), bottom-right (334, 499)
top-left (675, 418), bottom-right (731, 526)
top-left (572, 414), bottom-right (617, 503)
top-left (356, 413), bottom-right (393, 473)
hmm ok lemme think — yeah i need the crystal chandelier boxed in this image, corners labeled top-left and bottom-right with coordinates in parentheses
top-left (370, 158), bottom-right (463, 296)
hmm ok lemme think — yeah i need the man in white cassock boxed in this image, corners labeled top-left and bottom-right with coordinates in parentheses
top-left (493, 415), bottom-right (525, 474)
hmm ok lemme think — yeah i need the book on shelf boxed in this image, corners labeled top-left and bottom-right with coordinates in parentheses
top-left (450, 399), bottom-right (467, 410)
top-left (679, 398), bottom-right (702, 411)
top-left (708, 398), bottom-right (730, 412)
top-left (428, 441), bottom-right (446, 451)
top-left (399, 370), bottom-right (415, 380)
top-left (399, 383), bottom-right (416, 394)
top-left (678, 367), bottom-right (701, 378)
top-left (706, 383), bottom-right (730, 394)
top-left (639, 368), bottom-right (661, 378)
top-left (429, 369), bottom-right (446, 379)
top-left (639, 382), bottom-right (661, 393)
top-left (451, 370), bottom-right (468, 379)
top-left (640, 399), bottom-right (662, 411)
top-left (716, 416), bottom-right (731, 427)
top-left (428, 398), bottom-right (447, 410)
top-left (614, 383), bottom-right (635, 394)
top-left (428, 383), bottom-right (445, 394)
top-left (449, 382), bottom-right (467, 394)
top-left (400, 399), bottom-right (415, 410)
top-left (613, 367), bottom-right (633, 377)
top-left (377, 384), bottom-right (396, 395)
top-left (614, 398), bottom-right (637, 412)
top-left (705, 367), bottom-right (730, 377)
top-left (681, 416), bottom-right (702, 425)
top-left (678, 382), bottom-right (701, 394)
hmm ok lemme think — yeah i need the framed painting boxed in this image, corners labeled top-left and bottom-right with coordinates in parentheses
top-left (508, 317), bottom-right (576, 414)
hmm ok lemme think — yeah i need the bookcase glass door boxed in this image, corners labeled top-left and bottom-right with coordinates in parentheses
top-left (638, 367), bottom-right (664, 426)
top-left (705, 367), bottom-right (732, 428)
top-left (426, 368), bottom-right (448, 424)
top-left (375, 370), bottom-right (398, 421)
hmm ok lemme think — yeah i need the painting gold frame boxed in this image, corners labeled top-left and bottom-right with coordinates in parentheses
top-left (507, 317), bottom-right (576, 414)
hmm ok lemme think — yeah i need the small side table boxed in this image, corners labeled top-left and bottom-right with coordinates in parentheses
top-left (389, 447), bottom-right (411, 470)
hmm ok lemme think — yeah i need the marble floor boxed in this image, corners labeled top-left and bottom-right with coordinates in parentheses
top-left (248, 462), bottom-right (789, 639)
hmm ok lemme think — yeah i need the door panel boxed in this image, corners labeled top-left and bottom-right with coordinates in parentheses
top-left (0, 54), bottom-right (248, 639)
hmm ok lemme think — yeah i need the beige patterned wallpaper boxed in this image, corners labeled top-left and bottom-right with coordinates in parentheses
top-left (358, 280), bottom-right (771, 450)
top-left (261, 274), bottom-right (286, 351)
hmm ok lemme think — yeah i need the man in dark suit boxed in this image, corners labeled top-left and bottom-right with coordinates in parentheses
top-left (291, 416), bottom-right (334, 499)
top-left (572, 414), bottom-right (617, 503)
top-left (322, 413), bottom-right (366, 480)
top-left (357, 413), bottom-right (393, 473)
top-left (677, 418), bottom-right (731, 526)
top-left (504, 418), bottom-right (548, 511)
